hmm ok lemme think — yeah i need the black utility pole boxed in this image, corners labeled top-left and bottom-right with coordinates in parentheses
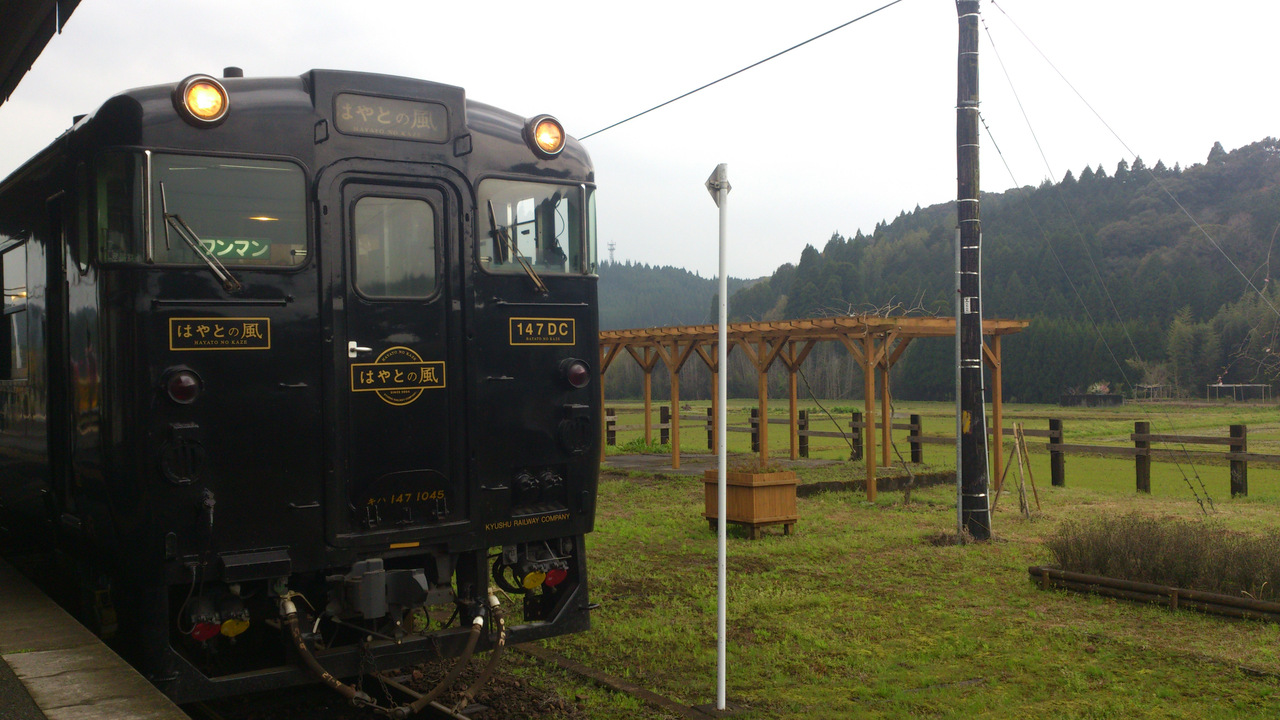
top-left (956, 0), bottom-right (991, 540)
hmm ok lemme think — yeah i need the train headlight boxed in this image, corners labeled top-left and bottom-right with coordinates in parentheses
top-left (173, 74), bottom-right (229, 126)
top-left (164, 368), bottom-right (203, 405)
top-left (526, 115), bottom-right (565, 158)
top-left (560, 358), bottom-right (590, 389)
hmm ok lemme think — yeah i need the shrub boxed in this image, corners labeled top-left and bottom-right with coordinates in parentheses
top-left (1045, 512), bottom-right (1280, 601)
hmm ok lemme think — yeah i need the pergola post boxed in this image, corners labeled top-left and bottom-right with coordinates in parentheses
top-left (757, 339), bottom-right (769, 464)
top-left (655, 339), bottom-right (698, 469)
top-left (880, 360), bottom-right (891, 469)
top-left (863, 334), bottom-right (877, 502)
top-left (789, 363), bottom-right (799, 461)
top-left (778, 339), bottom-right (815, 462)
top-left (624, 346), bottom-right (661, 446)
top-left (670, 357), bottom-right (682, 468)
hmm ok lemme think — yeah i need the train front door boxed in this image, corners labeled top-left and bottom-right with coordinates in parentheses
top-left (327, 171), bottom-right (465, 541)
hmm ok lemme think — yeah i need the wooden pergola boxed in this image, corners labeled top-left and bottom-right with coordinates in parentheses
top-left (598, 315), bottom-right (1029, 500)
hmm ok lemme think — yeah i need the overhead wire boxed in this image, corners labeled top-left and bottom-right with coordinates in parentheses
top-left (979, 112), bottom-right (1212, 514)
top-left (989, 0), bottom-right (1280, 322)
top-left (579, 0), bottom-right (909, 140)
top-left (978, 13), bottom-right (1218, 511)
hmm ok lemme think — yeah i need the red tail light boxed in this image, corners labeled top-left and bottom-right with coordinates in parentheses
top-left (561, 359), bottom-right (590, 389)
top-left (165, 369), bottom-right (202, 404)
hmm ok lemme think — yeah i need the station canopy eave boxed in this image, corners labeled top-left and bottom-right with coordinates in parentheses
top-left (1, 0), bottom-right (82, 108)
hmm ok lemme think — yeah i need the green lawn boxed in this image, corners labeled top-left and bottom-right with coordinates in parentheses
top-left (525, 401), bottom-right (1280, 718)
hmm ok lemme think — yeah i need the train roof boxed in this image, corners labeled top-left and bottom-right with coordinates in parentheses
top-left (15, 69), bottom-right (592, 186)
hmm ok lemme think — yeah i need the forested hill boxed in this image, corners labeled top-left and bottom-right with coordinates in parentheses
top-left (603, 138), bottom-right (1280, 403)
top-left (597, 260), bottom-right (749, 330)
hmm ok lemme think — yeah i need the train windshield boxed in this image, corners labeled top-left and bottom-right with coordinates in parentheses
top-left (479, 180), bottom-right (595, 276)
top-left (150, 155), bottom-right (306, 266)
top-left (94, 152), bottom-right (306, 266)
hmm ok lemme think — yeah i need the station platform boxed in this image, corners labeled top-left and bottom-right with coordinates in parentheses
top-left (0, 559), bottom-right (188, 720)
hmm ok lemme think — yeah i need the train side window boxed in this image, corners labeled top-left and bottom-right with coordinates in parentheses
top-left (95, 152), bottom-right (144, 263)
top-left (352, 196), bottom-right (436, 298)
top-left (479, 180), bottom-right (587, 276)
top-left (1, 244), bottom-right (27, 381)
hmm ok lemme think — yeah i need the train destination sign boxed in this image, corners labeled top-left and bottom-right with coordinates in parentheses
top-left (169, 317), bottom-right (271, 350)
top-left (334, 93), bottom-right (449, 142)
top-left (510, 317), bottom-right (575, 346)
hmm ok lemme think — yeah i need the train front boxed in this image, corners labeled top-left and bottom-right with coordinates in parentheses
top-left (67, 70), bottom-right (600, 704)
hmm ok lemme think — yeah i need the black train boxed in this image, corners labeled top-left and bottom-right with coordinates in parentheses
top-left (0, 69), bottom-right (599, 706)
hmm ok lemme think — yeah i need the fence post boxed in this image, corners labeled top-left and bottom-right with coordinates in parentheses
top-left (1230, 424), bottom-right (1248, 497)
top-left (1135, 420), bottom-right (1151, 493)
top-left (606, 407), bottom-right (616, 446)
top-left (850, 411), bottom-right (863, 462)
top-left (707, 406), bottom-right (715, 451)
top-left (798, 410), bottom-right (809, 458)
top-left (660, 406), bottom-right (670, 445)
top-left (750, 408), bottom-right (759, 453)
top-left (909, 414), bottom-right (922, 463)
top-left (1049, 418), bottom-right (1064, 487)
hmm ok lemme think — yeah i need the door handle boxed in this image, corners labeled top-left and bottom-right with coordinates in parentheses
top-left (348, 341), bottom-right (372, 359)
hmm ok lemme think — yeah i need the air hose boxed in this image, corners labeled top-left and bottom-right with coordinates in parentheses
top-left (398, 612), bottom-right (485, 718)
top-left (278, 596), bottom-right (381, 711)
top-left (452, 592), bottom-right (507, 712)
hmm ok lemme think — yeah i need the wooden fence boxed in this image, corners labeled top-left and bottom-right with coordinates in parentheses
top-left (605, 407), bottom-right (860, 459)
top-left (604, 408), bottom-right (1271, 497)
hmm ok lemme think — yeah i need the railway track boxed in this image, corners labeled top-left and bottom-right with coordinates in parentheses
top-left (181, 645), bottom-right (724, 720)
top-left (185, 679), bottom-right (478, 720)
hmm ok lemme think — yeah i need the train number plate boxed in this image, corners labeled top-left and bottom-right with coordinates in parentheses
top-left (509, 318), bottom-right (575, 346)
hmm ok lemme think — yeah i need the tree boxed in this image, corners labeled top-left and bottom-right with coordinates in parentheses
top-left (1208, 141), bottom-right (1228, 164)
top-left (1115, 158), bottom-right (1130, 181)
top-left (1167, 307), bottom-right (1223, 395)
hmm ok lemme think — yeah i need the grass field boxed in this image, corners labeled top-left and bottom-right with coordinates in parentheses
top-left (512, 401), bottom-right (1280, 718)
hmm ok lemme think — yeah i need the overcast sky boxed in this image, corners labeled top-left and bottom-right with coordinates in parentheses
top-left (1, 0), bottom-right (1276, 278)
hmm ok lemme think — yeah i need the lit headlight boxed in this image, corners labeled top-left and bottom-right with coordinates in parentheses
top-left (173, 74), bottom-right (229, 127)
top-left (526, 115), bottom-right (566, 158)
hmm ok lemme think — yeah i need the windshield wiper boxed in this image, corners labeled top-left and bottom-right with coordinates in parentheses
top-left (160, 182), bottom-right (243, 293)
top-left (487, 199), bottom-right (547, 295)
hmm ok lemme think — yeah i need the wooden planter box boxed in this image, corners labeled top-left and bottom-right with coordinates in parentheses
top-left (702, 469), bottom-right (799, 539)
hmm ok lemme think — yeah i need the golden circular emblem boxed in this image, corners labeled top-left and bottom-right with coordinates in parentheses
top-left (374, 346), bottom-right (426, 406)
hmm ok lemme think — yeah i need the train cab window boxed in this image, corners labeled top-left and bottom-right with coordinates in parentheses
top-left (150, 155), bottom-right (306, 266)
top-left (1, 244), bottom-right (27, 381)
top-left (353, 197), bottom-right (436, 298)
top-left (479, 180), bottom-right (592, 276)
